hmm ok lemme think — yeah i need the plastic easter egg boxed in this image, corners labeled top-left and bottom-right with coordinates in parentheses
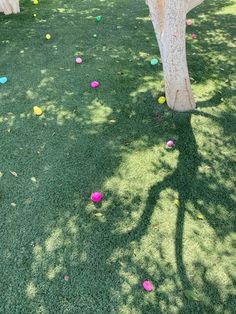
top-left (33, 0), bottom-right (38, 5)
top-left (90, 81), bottom-right (100, 88)
top-left (196, 213), bottom-right (204, 220)
top-left (157, 96), bottom-right (166, 104)
top-left (33, 13), bottom-right (37, 17)
top-left (45, 33), bottom-right (51, 40)
top-left (142, 280), bottom-right (153, 292)
top-left (75, 57), bottom-right (82, 64)
top-left (96, 16), bottom-right (102, 22)
top-left (93, 34), bottom-right (97, 38)
top-left (186, 19), bottom-right (193, 26)
top-left (166, 140), bottom-right (174, 148)
top-left (33, 106), bottom-right (43, 116)
top-left (191, 33), bottom-right (197, 39)
top-left (91, 192), bottom-right (102, 203)
top-left (150, 58), bottom-right (158, 65)
top-left (0, 77), bottom-right (7, 84)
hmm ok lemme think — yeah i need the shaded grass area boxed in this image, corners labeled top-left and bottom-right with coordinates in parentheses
top-left (0, 0), bottom-right (236, 313)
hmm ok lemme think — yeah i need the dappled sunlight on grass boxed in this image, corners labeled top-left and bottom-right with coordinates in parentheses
top-left (130, 75), bottom-right (163, 99)
top-left (56, 7), bottom-right (77, 14)
top-left (38, 76), bottom-right (55, 88)
top-left (45, 228), bottom-right (64, 253)
top-left (26, 281), bottom-right (37, 299)
top-left (0, 112), bottom-right (16, 127)
top-left (87, 98), bottom-right (113, 124)
top-left (46, 265), bottom-right (63, 280)
top-left (216, 2), bottom-right (236, 14)
top-left (193, 80), bottom-right (220, 101)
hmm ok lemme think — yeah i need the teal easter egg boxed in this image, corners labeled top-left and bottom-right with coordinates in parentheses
top-left (0, 77), bottom-right (7, 84)
top-left (150, 58), bottom-right (158, 65)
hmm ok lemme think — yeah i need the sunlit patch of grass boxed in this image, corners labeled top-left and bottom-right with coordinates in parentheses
top-left (26, 281), bottom-right (37, 299)
top-left (87, 98), bottom-right (112, 124)
top-left (216, 2), bottom-right (236, 14)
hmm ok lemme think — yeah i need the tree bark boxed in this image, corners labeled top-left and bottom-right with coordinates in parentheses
top-left (146, 0), bottom-right (204, 112)
top-left (0, 0), bottom-right (20, 15)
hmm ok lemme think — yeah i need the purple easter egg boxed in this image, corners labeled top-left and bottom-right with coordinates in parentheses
top-left (91, 192), bottom-right (102, 203)
top-left (90, 81), bottom-right (100, 88)
top-left (75, 57), bottom-right (82, 64)
top-left (166, 140), bottom-right (174, 148)
top-left (142, 280), bottom-right (153, 292)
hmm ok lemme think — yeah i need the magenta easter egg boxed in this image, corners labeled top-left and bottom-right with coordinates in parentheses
top-left (91, 192), bottom-right (102, 203)
top-left (142, 280), bottom-right (153, 292)
top-left (90, 81), bottom-right (100, 88)
top-left (166, 140), bottom-right (174, 148)
top-left (191, 33), bottom-right (197, 39)
top-left (75, 57), bottom-right (82, 64)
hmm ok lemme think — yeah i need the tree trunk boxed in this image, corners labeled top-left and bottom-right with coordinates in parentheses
top-left (146, 0), bottom-right (204, 112)
top-left (0, 0), bottom-right (20, 15)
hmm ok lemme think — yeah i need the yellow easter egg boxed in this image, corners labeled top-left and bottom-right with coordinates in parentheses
top-left (33, 106), bottom-right (43, 116)
top-left (33, 0), bottom-right (38, 5)
top-left (157, 96), bottom-right (166, 104)
top-left (45, 33), bottom-right (51, 40)
top-left (33, 13), bottom-right (37, 17)
top-left (196, 213), bottom-right (204, 220)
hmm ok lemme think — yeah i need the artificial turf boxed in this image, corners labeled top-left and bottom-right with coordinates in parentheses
top-left (0, 0), bottom-right (236, 313)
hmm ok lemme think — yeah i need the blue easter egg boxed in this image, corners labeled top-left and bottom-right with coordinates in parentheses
top-left (150, 58), bottom-right (158, 66)
top-left (0, 77), bottom-right (7, 84)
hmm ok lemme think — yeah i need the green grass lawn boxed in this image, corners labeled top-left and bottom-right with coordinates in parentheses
top-left (0, 0), bottom-right (235, 313)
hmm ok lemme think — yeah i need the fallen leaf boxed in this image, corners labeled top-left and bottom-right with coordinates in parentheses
top-left (10, 171), bottom-right (18, 177)
top-left (174, 199), bottom-right (180, 207)
top-left (94, 213), bottom-right (103, 217)
top-left (184, 289), bottom-right (200, 301)
top-left (11, 203), bottom-right (16, 207)
top-left (31, 177), bottom-right (37, 183)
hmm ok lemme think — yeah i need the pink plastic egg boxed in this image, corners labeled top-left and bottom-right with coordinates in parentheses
top-left (191, 33), bottom-right (197, 39)
top-left (91, 192), bottom-right (102, 203)
top-left (166, 140), bottom-right (174, 148)
top-left (90, 81), bottom-right (100, 88)
top-left (142, 280), bottom-right (153, 292)
top-left (75, 57), bottom-right (82, 64)
top-left (186, 19), bottom-right (193, 26)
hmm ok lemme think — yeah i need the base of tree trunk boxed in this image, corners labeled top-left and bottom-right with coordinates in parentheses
top-left (0, 0), bottom-right (20, 15)
top-left (146, 0), bottom-right (204, 112)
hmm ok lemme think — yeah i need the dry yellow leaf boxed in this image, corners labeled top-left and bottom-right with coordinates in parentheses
top-left (31, 177), bottom-right (37, 183)
top-left (94, 213), bottom-right (103, 217)
top-left (10, 171), bottom-right (18, 177)
top-left (174, 199), bottom-right (180, 207)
